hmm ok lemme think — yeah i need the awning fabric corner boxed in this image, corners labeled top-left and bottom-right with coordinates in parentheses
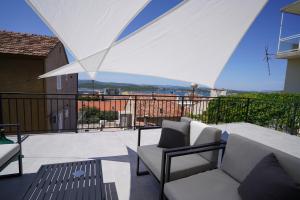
top-left (29, 0), bottom-right (268, 88)
top-left (281, 0), bottom-right (300, 15)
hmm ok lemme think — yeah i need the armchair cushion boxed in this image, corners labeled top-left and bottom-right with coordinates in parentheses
top-left (238, 153), bottom-right (300, 200)
top-left (164, 169), bottom-right (241, 200)
top-left (137, 144), bottom-right (214, 181)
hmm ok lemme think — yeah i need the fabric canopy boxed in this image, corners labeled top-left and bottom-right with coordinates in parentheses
top-left (26, 0), bottom-right (149, 78)
top-left (31, 0), bottom-right (268, 88)
top-left (281, 0), bottom-right (300, 15)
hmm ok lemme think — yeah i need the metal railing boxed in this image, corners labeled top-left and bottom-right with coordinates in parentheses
top-left (277, 34), bottom-right (300, 54)
top-left (0, 93), bottom-right (299, 135)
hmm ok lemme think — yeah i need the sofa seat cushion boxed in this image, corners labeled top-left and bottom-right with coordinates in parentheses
top-left (0, 144), bottom-right (20, 167)
top-left (164, 169), bottom-right (241, 200)
top-left (137, 144), bottom-right (214, 181)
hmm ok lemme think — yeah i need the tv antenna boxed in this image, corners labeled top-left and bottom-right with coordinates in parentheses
top-left (263, 46), bottom-right (274, 76)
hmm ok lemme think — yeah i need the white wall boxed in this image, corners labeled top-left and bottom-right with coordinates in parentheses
top-left (284, 59), bottom-right (300, 93)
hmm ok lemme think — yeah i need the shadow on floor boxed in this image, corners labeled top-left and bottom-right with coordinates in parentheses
top-left (0, 147), bottom-right (157, 200)
top-left (0, 173), bottom-right (36, 200)
top-left (91, 147), bottom-right (159, 200)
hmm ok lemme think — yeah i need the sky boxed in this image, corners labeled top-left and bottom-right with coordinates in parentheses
top-left (0, 0), bottom-right (299, 91)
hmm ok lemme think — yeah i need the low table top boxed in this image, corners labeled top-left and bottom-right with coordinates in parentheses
top-left (22, 160), bottom-right (104, 200)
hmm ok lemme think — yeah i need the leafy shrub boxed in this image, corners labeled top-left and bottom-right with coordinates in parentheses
top-left (80, 107), bottom-right (118, 123)
top-left (202, 93), bottom-right (300, 135)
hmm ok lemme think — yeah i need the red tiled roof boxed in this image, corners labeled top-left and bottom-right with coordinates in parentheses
top-left (0, 30), bottom-right (60, 57)
top-left (135, 95), bottom-right (182, 117)
top-left (78, 100), bottom-right (128, 112)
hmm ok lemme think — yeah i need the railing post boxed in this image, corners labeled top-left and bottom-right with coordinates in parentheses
top-left (291, 102), bottom-right (298, 135)
top-left (0, 94), bottom-right (3, 124)
top-left (75, 94), bottom-right (78, 133)
top-left (180, 96), bottom-right (185, 117)
top-left (245, 98), bottom-right (250, 122)
top-left (133, 95), bottom-right (137, 130)
top-left (215, 97), bottom-right (221, 124)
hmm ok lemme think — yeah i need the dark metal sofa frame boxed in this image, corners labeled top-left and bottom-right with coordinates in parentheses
top-left (136, 126), bottom-right (226, 200)
top-left (0, 124), bottom-right (23, 178)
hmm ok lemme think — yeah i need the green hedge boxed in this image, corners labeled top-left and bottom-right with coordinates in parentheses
top-left (198, 93), bottom-right (300, 135)
top-left (80, 107), bottom-right (118, 123)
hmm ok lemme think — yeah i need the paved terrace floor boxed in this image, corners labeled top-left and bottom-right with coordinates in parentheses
top-left (1, 123), bottom-right (300, 200)
top-left (0, 128), bottom-right (163, 200)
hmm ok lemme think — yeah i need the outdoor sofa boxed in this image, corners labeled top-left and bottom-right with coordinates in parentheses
top-left (163, 133), bottom-right (300, 200)
top-left (0, 124), bottom-right (23, 177)
top-left (136, 117), bottom-right (224, 199)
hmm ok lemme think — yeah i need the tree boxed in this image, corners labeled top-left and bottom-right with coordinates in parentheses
top-left (80, 107), bottom-right (118, 123)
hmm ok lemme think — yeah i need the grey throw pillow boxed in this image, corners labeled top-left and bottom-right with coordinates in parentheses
top-left (157, 120), bottom-right (190, 148)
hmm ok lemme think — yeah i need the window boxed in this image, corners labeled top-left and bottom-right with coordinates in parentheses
top-left (57, 75), bottom-right (62, 90)
top-left (64, 108), bottom-right (69, 118)
top-left (160, 108), bottom-right (163, 114)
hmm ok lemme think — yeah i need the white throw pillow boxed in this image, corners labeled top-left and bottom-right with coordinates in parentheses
top-left (190, 121), bottom-right (210, 145)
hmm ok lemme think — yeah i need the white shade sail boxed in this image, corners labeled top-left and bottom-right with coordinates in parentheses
top-left (26, 0), bottom-right (149, 78)
top-left (34, 0), bottom-right (268, 88)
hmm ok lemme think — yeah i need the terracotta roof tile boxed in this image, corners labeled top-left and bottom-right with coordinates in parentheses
top-left (0, 30), bottom-right (60, 57)
top-left (78, 100), bottom-right (128, 112)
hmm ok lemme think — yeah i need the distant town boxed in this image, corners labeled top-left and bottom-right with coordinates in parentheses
top-left (78, 79), bottom-right (234, 97)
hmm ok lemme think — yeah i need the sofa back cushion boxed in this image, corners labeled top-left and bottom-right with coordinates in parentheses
top-left (194, 127), bottom-right (222, 164)
top-left (180, 117), bottom-right (192, 143)
top-left (221, 134), bottom-right (300, 184)
top-left (180, 117), bottom-right (193, 124)
top-left (190, 121), bottom-right (209, 145)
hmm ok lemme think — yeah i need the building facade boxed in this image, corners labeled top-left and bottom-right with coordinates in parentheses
top-left (0, 30), bottom-right (78, 132)
top-left (277, 1), bottom-right (300, 93)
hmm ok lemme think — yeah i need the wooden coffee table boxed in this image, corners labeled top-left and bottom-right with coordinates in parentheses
top-left (22, 160), bottom-right (104, 200)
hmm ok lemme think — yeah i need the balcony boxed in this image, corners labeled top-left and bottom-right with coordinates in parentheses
top-left (277, 34), bottom-right (300, 59)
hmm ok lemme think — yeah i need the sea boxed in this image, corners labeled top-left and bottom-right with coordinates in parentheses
top-left (79, 88), bottom-right (210, 97)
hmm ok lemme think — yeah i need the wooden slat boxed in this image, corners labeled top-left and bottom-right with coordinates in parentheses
top-left (95, 160), bottom-right (102, 200)
top-left (56, 162), bottom-right (75, 200)
top-left (83, 161), bottom-right (91, 200)
top-left (76, 161), bottom-right (85, 200)
top-left (52, 163), bottom-right (70, 200)
top-left (29, 165), bottom-right (55, 200)
top-left (62, 162), bottom-right (77, 200)
top-left (39, 163), bottom-right (63, 200)
top-left (23, 165), bottom-right (50, 200)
